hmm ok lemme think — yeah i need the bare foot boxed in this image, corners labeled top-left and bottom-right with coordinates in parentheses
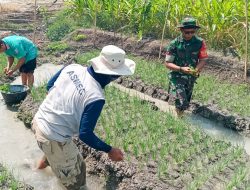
top-left (37, 156), bottom-right (49, 169)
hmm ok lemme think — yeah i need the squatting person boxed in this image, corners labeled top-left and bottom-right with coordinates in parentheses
top-left (0, 35), bottom-right (38, 88)
top-left (32, 45), bottom-right (136, 190)
top-left (164, 16), bottom-right (208, 117)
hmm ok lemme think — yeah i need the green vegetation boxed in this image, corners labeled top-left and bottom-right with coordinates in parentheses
top-left (46, 11), bottom-right (76, 41)
top-left (72, 34), bottom-right (87, 41)
top-left (0, 164), bottom-right (19, 190)
top-left (76, 51), bottom-right (250, 116)
top-left (97, 86), bottom-right (249, 188)
top-left (75, 51), bottom-right (97, 66)
top-left (31, 84), bottom-right (47, 103)
top-left (0, 84), bottom-right (10, 93)
top-left (65, 0), bottom-right (250, 56)
top-left (44, 9), bottom-right (92, 42)
top-left (45, 41), bottom-right (70, 54)
top-left (27, 78), bottom-right (250, 189)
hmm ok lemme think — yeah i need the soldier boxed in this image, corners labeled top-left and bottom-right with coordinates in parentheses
top-left (164, 16), bottom-right (208, 117)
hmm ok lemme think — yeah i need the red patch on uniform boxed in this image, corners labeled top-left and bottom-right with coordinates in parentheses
top-left (198, 41), bottom-right (208, 59)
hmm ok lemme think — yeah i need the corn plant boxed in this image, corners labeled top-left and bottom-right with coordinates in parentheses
top-left (65, 0), bottom-right (250, 55)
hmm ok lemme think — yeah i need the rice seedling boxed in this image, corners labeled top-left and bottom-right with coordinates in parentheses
top-left (226, 165), bottom-right (248, 189)
top-left (0, 164), bottom-right (19, 190)
top-left (76, 50), bottom-right (250, 116)
top-left (0, 84), bottom-right (10, 93)
top-left (31, 84), bottom-right (47, 102)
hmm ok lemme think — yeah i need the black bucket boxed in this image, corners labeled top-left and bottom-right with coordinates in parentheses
top-left (1, 85), bottom-right (29, 105)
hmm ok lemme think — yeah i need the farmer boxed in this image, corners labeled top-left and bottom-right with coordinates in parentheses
top-left (0, 35), bottom-right (38, 88)
top-left (164, 16), bottom-right (208, 117)
top-left (32, 45), bottom-right (136, 190)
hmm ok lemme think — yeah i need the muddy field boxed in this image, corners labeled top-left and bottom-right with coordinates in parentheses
top-left (1, 2), bottom-right (250, 189)
top-left (15, 36), bottom-right (250, 189)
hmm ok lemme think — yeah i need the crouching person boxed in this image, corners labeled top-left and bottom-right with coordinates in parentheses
top-left (0, 35), bottom-right (38, 88)
top-left (32, 45), bottom-right (136, 190)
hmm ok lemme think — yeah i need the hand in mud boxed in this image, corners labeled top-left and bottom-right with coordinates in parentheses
top-left (108, 148), bottom-right (124, 161)
top-left (4, 67), bottom-right (9, 74)
top-left (7, 69), bottom-right (14, 76)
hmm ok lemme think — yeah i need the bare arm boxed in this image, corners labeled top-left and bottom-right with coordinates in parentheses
top-left (4, 57), bottom-right (14, 74)
top-left (12, 57), bottom-right (25, 72)
top-left (165, 62), bottom-right (192, 74)
top-left (6, 56), bottom-right (14, 69)
top-left (165, 62), bottom-right (181, 72)
top-left (7, 57), bottom-right (26, 76)
top-left (196, 59), bottom-right (206, 72)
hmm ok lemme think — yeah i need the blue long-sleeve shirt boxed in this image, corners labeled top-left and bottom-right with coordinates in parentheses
top-left (46, 65), bottom-right (119, 153)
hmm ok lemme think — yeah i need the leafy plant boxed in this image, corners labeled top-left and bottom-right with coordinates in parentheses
top-left (64, 0), bottom-right (250, 55)
top-left (0, 84), bottom-right (10, 93)
top-left (46, 11), bottom-right (76, 41)
top-left (72, 34), bottom-right (87, 41)
top-left (45, 41), bottom-right (70, 54)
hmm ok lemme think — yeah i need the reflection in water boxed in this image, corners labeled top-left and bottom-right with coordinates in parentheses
top-left (187, 114), bottom-right (250, 155)
top-left (0, 98), bottom-right (65, 190)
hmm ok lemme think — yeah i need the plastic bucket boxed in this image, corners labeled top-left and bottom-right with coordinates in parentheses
top-left (1, 85), bottom-right (29, 105)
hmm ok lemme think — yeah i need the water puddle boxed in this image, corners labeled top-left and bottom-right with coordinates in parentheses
top-left (0, 99), bottom-right (64, 189)
top-left (0, 64), bottom-right (104, 189)
top-left (187, 114), bottom-right (250, 155)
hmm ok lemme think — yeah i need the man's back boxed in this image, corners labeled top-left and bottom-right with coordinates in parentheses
top-left (35, 64), bottom-right (105, 142)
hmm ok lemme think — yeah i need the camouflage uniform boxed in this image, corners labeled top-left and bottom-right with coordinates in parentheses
top-left (165, 17), bottom-right (208, 111)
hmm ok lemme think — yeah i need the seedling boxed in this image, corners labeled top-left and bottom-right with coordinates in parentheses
top-left (0, 84), bottom-right (10, 93)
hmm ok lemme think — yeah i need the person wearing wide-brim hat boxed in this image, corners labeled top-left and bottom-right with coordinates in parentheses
top-left (164, 16), bottom-right (208, 117)
top-left (32, 45), bottom-right (136, 190)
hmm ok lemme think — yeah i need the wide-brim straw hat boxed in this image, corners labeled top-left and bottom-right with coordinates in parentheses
top-left (88, 45), bottom-right (136, 75)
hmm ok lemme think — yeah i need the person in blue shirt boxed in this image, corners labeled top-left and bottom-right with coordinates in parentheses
top-left (0, 35), bottom-right (38, 88)
top-left (32, 45), bottom-right (136, 190)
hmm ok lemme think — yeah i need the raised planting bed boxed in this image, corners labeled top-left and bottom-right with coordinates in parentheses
top-left (17, 85), bottom-right (250, 189)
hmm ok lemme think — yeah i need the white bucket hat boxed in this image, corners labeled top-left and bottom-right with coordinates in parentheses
top-left (88, 45), bottom-right (136, 75)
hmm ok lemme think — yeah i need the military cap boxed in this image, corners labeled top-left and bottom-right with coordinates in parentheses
top-left (178, 17), bottom-right (200, 29)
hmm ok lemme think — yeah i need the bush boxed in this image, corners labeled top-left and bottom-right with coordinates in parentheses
top-left (72, 34), bottom-right (87, 41)
top-left (45, 41), bottom-right (69, 54)
top-left (46, 17), bottom-right (75, 41)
